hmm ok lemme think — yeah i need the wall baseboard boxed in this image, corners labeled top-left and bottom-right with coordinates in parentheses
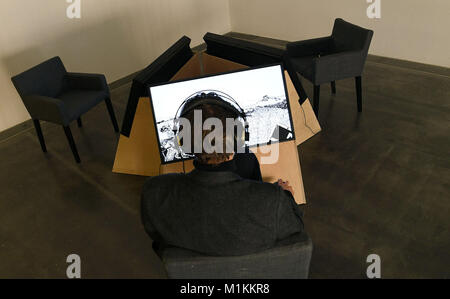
top-left (366, 55), bottom-right (450, 77)
top-left (108, 71), bottom-right (140, 90)
top-left (0, 119), bottom-right (34, 143)
top-left (227, 31), bottom-right (450, 76)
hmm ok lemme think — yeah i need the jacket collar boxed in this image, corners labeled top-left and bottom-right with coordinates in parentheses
top-left (193, 158), bottom-right (237, 172)
top-left (188, 159), bottom-right (241, 184)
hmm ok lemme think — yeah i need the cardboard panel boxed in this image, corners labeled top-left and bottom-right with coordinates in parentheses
top-left (202, 53), bottom-right (248, 75)
top-left (253, 141), bottom-right (306, 204)
top-left (170, 53), bottom-right (203, 81)
top-left (284, 70), bottom-right (322, 145)
top-left (112, 98), bottom-right (160, 176)
top-left (161, 160), bottom-right (195, 175)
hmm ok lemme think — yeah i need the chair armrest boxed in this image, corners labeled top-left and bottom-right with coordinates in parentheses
top-left (286, 36), bottom-right (333, 57)
top-left (22, 95), bottom-right (69, 125)
top-left (313, 50), bottom-right (364, 84)
top-left (66, 72), bottom-right (109, 93)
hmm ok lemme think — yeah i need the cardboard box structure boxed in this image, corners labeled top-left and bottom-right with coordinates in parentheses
top-left (113, 52), bottom-right (321, 204)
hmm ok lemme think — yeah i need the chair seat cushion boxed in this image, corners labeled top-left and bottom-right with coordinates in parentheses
top-left (59, 89), bottom-right (108, 123)
top-left (290, 56), bottom-right (316, 83)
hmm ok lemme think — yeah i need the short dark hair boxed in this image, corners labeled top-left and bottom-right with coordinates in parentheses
top-left (183, 102), bottom-right (237, 165)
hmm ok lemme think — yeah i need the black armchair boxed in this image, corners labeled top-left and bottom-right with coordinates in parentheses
top-left (286, 18), bottom-right (373, 116)
top-left (11, 56), bottom-right (119, 163)
top-left (160, 233), bottom-right (313, 279)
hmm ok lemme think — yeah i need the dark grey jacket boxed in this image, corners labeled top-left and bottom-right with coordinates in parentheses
top-left (141, 157), bottom-right (304, 257)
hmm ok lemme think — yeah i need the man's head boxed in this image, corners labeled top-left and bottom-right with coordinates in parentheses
top-left (178, 94), bottom-right (245, 165)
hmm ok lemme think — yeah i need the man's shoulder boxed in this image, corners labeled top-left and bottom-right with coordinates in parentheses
top-left (241, 178), bottom-right (284, 199)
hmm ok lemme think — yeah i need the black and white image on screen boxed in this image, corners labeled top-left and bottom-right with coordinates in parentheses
top-left (149, 65), bottom-right (294, 164)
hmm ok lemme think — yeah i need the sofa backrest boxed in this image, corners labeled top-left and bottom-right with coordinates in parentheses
top-left (204, 33), bottom-right (285, 67)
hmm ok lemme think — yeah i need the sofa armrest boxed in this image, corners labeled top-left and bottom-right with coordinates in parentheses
top-left (313, 50), bottom-right (364, 84)
top-left (22, 95), bottom-right (69, 125)
top-left (66, 72), bottom-right (109, 93)
top-left (286, 36), bottom-right (333, 58)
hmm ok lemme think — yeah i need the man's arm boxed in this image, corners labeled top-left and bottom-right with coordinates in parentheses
top-left (276, 187), bottom-right (305, 240)
top-left (141, 182), bottom-right (165, 256)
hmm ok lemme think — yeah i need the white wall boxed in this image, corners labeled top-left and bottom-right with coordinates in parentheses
top-left (0, 0), bottom-right (231, 132)
top-left (230, 0), bottom-right (450, 67)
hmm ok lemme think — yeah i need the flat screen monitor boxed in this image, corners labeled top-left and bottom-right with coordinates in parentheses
top-left (149, 64), bottom-right (295, 164)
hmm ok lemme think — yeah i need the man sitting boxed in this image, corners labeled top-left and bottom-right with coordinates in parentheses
top-left (141, 94), bottom-right (304, 256)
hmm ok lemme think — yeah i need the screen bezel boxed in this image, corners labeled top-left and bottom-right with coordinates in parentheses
top-left (148, 63), bottom-right (296, 165)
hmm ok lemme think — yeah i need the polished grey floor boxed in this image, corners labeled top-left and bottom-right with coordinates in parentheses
top-left (1, 34), bottom-right (449, 278)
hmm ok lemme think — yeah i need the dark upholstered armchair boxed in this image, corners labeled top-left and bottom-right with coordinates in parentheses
top-left (286, 18), bottom-right (373, 117)
top-left (11, 56), bottom-right (119, 163)
top-left (160, 233), bottom-right (313, 279)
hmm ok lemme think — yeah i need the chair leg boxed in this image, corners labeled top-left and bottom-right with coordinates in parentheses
top-left (331, 81), bottom-right (336, 94)
top-left (33, 120), bottom-right (47, 153)
top-left (105, 97), bottom-right (119, 132)
top-left (63, 126), bottom-right (81, 163)
top-left (77, 117), bottom-right (82, 128)
top-left (355, 76), bottom-right (362, 112)
top-left (313, 85), bottom-right (321, 117)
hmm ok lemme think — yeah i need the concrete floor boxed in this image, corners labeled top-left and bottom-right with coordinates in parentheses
top-left (1, 34), bottom-right (449, 278)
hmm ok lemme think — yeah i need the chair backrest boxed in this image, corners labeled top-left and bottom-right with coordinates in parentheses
top-left (160, 233), bottom-right (313, 279)
top-left (204, 32), bottom-right (285, 67)
top-left (11, 56), bottom-right (67, 99)
top-left (332, 18), bottom-right (374, 55)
